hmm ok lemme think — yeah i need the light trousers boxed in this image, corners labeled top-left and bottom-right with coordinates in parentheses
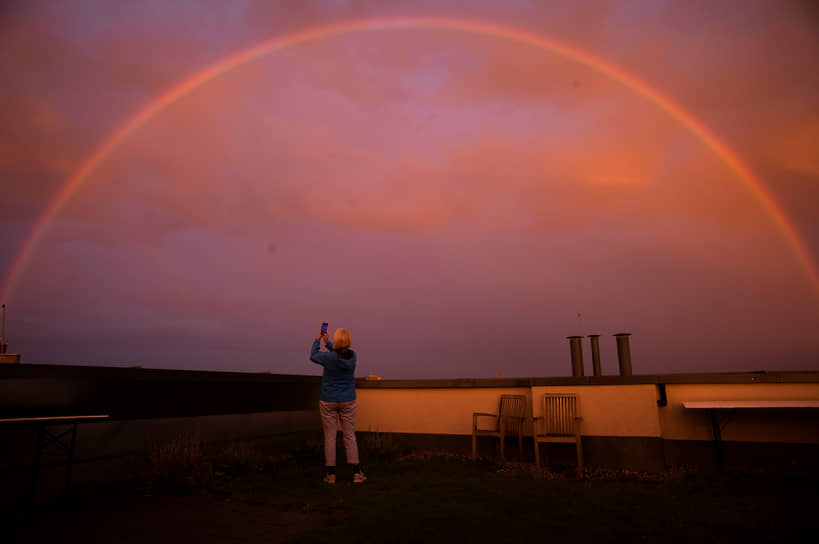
top-left (319, 399), bottom-right (359, 466)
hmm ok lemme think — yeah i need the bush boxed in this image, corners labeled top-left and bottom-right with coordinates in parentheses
top-left (215, 441), bottom-right (266, 476)
top-left (148, 434), bottom-right (212, 493)
top-left (359, 431), bottom-right (406, 463)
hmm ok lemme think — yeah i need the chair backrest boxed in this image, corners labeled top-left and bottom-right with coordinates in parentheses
top-left (499, 395), bottom-right (526, 432)
top-left (543, 393), bottom-right (579, 436)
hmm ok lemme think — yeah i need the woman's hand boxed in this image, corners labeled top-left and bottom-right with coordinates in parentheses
top-left (317, 331), bottom-right (329, 342)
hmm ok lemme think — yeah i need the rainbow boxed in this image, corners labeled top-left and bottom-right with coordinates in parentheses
top-left (2, 16), bottom-right (817, 301)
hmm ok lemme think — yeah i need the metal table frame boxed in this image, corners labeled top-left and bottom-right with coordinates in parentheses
top-left (0, 415), bottom-right (109, 502)
top-left (682, 401), bottom-right (819, 469)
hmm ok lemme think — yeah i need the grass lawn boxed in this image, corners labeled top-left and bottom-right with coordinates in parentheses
top-left (7, 447), bottom-right (819, 543)
top-left (213, 455), bottom-right (818, 543)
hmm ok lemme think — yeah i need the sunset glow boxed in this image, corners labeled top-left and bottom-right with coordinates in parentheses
top-left (1, 1), bottom-right (817, 377)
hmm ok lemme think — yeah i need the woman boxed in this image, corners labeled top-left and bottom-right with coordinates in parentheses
top-left (310, 327), bottom-right (365, 484)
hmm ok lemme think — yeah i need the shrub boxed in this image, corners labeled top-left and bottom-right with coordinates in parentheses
top-left (148, 434), bottom-right (212, 493)
top-left (359, 431), bottom-right (406, 463)
top-left (215, 441), bottom-right (267, 476)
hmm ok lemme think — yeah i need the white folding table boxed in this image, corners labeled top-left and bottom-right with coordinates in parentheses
top-left (682, 401), bottom-right (819, 469)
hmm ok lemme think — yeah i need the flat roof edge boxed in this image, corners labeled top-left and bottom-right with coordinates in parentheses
top-left (2, 365), bottom-right (817, 387)
top-left (356, 371), bottom-right (819, 388)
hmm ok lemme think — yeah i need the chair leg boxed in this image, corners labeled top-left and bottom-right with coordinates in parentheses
top-left (533, 438), bottom-right (540, 467)
top-left (499, 430), bottom-right (505, 463)
top-left (518, 432), bottom-right (523, 461)
top-left (472, 429), bottom-right (477, 461)
top-left (575, 431), bottom-right (584, 477)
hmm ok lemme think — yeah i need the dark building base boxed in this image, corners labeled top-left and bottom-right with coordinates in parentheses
top-left (356, 432), bottom-right (819, 475)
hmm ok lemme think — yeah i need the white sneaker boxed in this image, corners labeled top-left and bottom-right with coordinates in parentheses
top-left (353, 471), bottom-right (367, 484)
top-left (323, 474), bottom-right (336, 484)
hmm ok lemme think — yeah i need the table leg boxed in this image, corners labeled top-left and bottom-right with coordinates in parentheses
top-left (710, 410), bottom-right (723, 470)
top-left (64, 423), bottom-right (77, 493)
top-left (31, 426), bottom-right (43, 503)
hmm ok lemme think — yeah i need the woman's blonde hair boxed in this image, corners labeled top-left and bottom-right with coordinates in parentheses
top-left (332, 328), bottom-right (352, 350)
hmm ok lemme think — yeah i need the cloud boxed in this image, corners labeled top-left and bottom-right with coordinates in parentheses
top-left (769, 121), bottom-right (819, 177)
top-left (51, 61), bottom-right (781, 250)
top-left (2, 0), bottom-right (818, 375)
top-left (0, 89), bottom-right (83, 222)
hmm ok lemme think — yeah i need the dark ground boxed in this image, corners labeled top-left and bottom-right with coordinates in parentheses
top-left (10, 493), bottom-right (321, 543)
top-left (5, 453), bottom-right (819, 544)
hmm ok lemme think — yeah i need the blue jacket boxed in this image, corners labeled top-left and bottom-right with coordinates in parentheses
top-left (310, 338), bottom-right (357, 402)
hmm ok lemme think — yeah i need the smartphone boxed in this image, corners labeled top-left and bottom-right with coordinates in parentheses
top-left (321, 322), bottom-right (328, 335)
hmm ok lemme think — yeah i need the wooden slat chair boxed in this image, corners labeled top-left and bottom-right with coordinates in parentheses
top-left (533, 393), bottom-right (584, 475)
top-left (472, 394), bottom-right (527, 462)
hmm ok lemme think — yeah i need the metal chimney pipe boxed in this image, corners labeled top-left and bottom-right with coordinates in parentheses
top-left (567, 335), bottom-right (584, 377)
top-left (614, 333), bottom-right (633, 376)
top-left (589, 334), bottom-right (601, 376)
top-left (1, 304), bottom-right (6, 354)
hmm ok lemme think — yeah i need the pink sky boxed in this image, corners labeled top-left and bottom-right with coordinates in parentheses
top-left (1, 0), bottom-right (818, 378)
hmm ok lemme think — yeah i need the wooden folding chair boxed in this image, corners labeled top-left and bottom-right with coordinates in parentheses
top-left (472, 394), bottom-right (526, 462)
top-left (533, 393), bottom-right (584, 475)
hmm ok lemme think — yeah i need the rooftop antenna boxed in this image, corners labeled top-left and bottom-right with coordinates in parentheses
top-left (577, 312), bottom-right (585, 368)
top-left (1, 304), bottom-right (7, 354)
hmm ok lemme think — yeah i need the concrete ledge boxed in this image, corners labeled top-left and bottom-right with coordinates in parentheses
top-left (356, 371), bottom-right (819, 389)
top-left (0, 365), bottom-right (321, 419)
top-left (1, 409), bottom-right (321, 469)
top-left (0, 410), bottom-right (323, 505)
